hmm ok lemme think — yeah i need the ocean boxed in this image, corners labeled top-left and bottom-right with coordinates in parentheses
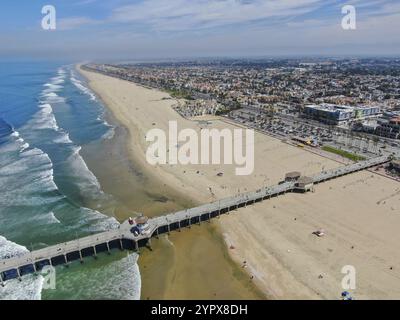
top-left (0, 62), bottom-right (141, 300)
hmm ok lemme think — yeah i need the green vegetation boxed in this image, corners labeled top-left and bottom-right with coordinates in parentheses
top-left (322, 146), bottom-right (366, 162)
top-left (166, 89), bottom-right (194, 100)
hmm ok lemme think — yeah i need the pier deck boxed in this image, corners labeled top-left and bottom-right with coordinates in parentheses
top-left (0, 155), bottom-right (391, 284)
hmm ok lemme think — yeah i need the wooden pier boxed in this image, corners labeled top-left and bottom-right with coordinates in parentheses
top-left (0, 155), bottom-right (391, 284)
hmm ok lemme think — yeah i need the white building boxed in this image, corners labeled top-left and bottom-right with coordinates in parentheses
top-left (304, 104), bottom-right (381, 125)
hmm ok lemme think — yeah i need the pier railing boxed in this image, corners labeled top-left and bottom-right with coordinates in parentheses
top-left (0, 155), bottom-right (391, 284)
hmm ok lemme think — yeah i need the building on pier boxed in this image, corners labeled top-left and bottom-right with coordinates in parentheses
top-left (295, 176), bottom-right (314, 192)
top-left (130, 215), bottom-right (150, 236)
top-left (285, 171), bottom-right (301, 182)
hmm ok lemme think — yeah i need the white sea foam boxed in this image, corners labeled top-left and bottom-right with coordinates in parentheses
top-left (44, 92), bottom-right (58, 98)
top-left (53, 132), bottom-right (72, 144)
top-left (50, 71), bottom-right (66, 85)
top-left (26, 83), bottom-right (105, 203)
top-left (90, 253), bottom-right (141, 300)
top-left (47, 211), bottom-right (61, 224)
top-left (46, 252), bottom-right (141, 300)
top-left (0, 67), bottom-right (139, 300)
top-left (41, 92), bottom-right (65, 103)
top-left (78, 207), bottom-right (119, 232)
top-left (66, 145), bottom-right (103, 192)
top-left (51, 78), bottom-right (64, 85)
top-left (31, 211), bottom-right (61, 225)
top-left (70, 74), bottom-right (96, 101)
top-left (0, 143), bottom-right (60, 206)
top-left (0, 126), bottom-right (59, 203)
top-left (0, 236), bottom-right (43, 300)
top-left (96, 113), bottom-right (115, 140)
top-left (0, 274), bottom-right (44, 300)
top-left (0, 152), bottom-right (40, 176)
top-left (30, 104), bottom-right (59, 130)
top-left (0, 139), bottom-right (22, 153)
top-left (0, 235), bottom-right (28, 259)
top-left (103, 120), bottom-right (113, 128)
top-left (44, 83), bottom-right (62, 88)
top-left (20, 142), bottom-right (30, 152)
top-left (101, 127), bottom-right (115, 140)
top-left (30, 105), bottom-right (74, 146)
top-left (43, 83), bottom-right (63, 93)
top-left (21, 71), bottom-right (113, 210)
top-left (97, 116), bottom-right (114, 130)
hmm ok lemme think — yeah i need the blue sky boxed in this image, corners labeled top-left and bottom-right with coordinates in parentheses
top-left (1, 0), bottom-right (400, 60)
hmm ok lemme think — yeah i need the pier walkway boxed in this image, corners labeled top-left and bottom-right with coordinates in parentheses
top-left (0, 155), bottom-right (391, 284)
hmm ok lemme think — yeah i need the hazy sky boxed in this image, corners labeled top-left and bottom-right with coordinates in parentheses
top-left (1, 0), bottom-right (400, 61)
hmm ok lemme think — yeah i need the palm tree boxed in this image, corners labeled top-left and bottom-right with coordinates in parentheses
top-left (372, 136), bottom-right (379, 154)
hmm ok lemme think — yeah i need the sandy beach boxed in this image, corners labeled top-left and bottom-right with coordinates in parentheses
top-left (79, 66), bottom-right (265, 300)
top-left (80, 66), bottom-right (400, 300)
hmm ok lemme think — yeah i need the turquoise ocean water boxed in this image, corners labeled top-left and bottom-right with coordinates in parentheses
top-left (0, 62), bottom-right (140, 300)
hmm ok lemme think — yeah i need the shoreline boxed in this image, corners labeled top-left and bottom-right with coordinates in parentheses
top-left (77, 64), bottom-right (196, 219)
top-left (78, 65), bottom-right (266, 300)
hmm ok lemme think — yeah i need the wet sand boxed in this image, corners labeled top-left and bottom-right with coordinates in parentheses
top-left (81, 120), bottom-right (194, 219)
top-left (139, 224), bottom-right (265, 300)
top-left (79, 67), bottom-right (264, 300)
top-left (82, 130), bottom-right (263, 299)
top-left (80, 66), bottom-right (400, 300)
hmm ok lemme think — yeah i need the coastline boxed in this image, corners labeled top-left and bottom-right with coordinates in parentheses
top-left (79, 65), bottom-right (400, 300)
top-left (78, 65), bottom-right (266, 300)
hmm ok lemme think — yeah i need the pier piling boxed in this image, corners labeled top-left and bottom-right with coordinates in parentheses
top-left (135, 241), bottom-right (139, 253)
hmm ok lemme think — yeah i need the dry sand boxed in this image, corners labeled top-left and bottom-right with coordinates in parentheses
top-left (80, 67), bottom-right (400, 300)
top-left (81, 67), bottom-right (338, 203)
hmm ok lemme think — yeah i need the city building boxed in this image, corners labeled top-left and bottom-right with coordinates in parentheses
top-left (375, 117), bottom-right (400, 139)
top-left (304, 104), bottom-right (380, 125)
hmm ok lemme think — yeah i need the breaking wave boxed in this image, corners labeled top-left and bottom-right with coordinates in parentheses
top-left (0, 236), bottom-right (44, 300)
top-left (70, 70), bottom-right (96, 101)
top-left (0, 65), bottom-right (140, 301)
